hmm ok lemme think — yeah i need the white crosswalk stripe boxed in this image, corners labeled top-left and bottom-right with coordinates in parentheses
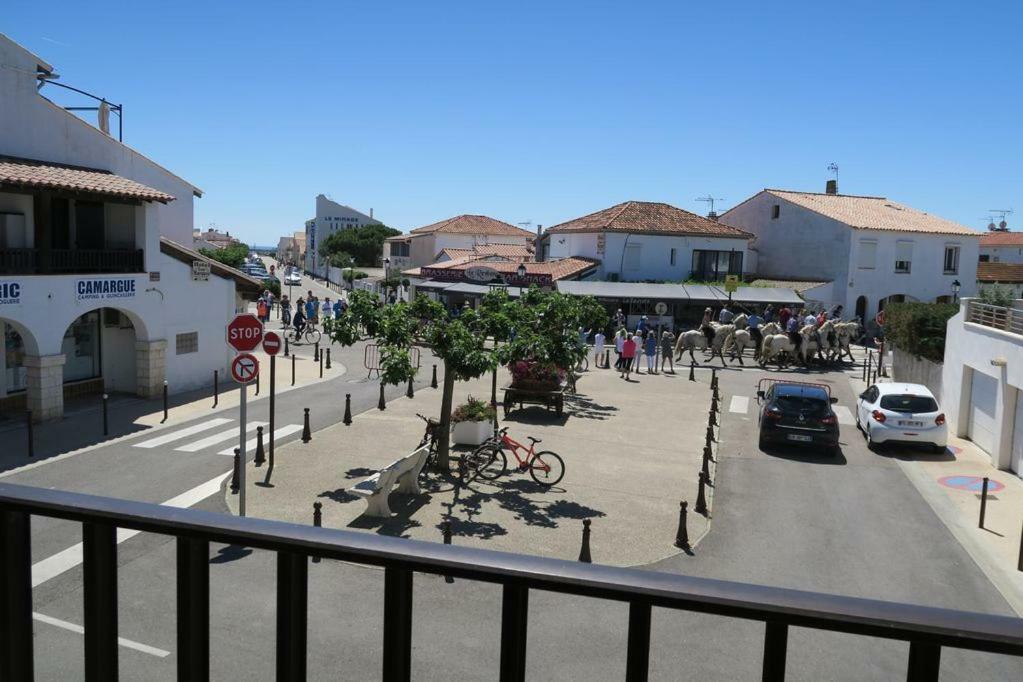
top-left (217, 424), bottom-right (304, 455)
top-left (175, 422), bottom-right (267, 452)
top-left (729, 396), bottom-right (749, 414)
top-left (132, 418), bottom-right (232, 448)
top-left (833, 405), bottom-right (855, 425)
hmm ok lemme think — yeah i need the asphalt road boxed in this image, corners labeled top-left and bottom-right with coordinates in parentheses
top-left (9, 357), bottom-right (1023, 680)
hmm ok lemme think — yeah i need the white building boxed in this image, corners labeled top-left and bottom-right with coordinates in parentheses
top-left (383, 215), bottom-right (536, 270)
top-left (941, 298), bottom-right (1023, 478)
top-left (0, 34), bottom-right (260, 420)
top-left (540, 201), bottom-right (753, 282)
top-left (304, 195), bottom-right (379, 277)
top-left (980, 231), bottom-right (1023, 264)
top-left (720, 182), bottom-right (980, 322)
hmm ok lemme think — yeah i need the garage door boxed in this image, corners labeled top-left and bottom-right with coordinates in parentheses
top-left (1012, 391), bottom-right (1023, 477)
top-left (968, 370), bottom-right (998, 455)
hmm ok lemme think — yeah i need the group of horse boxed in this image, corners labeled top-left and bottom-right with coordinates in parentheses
top-left (671, 313), bottom-right (861, 368)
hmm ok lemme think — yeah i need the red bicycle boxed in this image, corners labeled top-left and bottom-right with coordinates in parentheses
top-left (468, 427), bottom-right (565, 487)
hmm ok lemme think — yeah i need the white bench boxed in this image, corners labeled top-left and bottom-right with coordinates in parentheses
top-left (349, 446), bottom-right (431, 517)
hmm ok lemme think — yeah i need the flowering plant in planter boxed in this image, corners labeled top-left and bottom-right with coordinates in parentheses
top-left (507, 360), bottom-right (566, 389)
top-left (450, 395), bottom-right (497, 424)
top-left (450, 395), bottom-right (496, 446)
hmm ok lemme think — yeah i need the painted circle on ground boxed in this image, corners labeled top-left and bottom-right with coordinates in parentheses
top-left (231, 353), bottom-right (259, 384)
top-left (937, 475), bottom-right (1005, 493)
top-left (262, 331), bottom-right (282, 355)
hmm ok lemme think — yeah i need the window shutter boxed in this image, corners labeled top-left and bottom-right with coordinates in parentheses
top-left (895, 241), bottom-right (913, 262)
top-left (857, 240), bottom-right (877, 269)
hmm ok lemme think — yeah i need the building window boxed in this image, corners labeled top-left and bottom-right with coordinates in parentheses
top-left (979, 254), bottom-right (990, 262)
top-left (857, 240), bottom-right (877, 269)
top-left (943, 245), bottom-right (960, 274)
top-left (691, 250), bottom-right (742, 281)
top-left (771, 204), bottom-right (780, 219)
top-left (895, 240), bottom-right (913, 273)
top-left (176, 332), bottom-right (199, 355)
top-left (62, 311), bottom-right (101, 383)
top-left (670, 248), bottom-right (677, 266)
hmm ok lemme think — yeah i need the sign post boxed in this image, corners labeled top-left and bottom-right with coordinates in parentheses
top-left (724, 275), bottom-right (740, 303)
top-left (262, 332), bottom-right (281, 483)
top-left (227, 315), bottom-right (263, 516)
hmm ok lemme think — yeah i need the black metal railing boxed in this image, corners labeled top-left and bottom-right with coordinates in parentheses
top-left (0, 249), bottom-right (144, 275)
top-left (1, 482), bottom-right (1021, 682)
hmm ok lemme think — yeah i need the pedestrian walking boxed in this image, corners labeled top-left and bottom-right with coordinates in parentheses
top-left (305, 296), bottom-right (317, 324)
top-left (332, 298), bottom-right (343, 319)
top-left (660, 329), bottom-right (675, 373)
top-left (621, 334), bottom-right (636, 379)
top-left (644, 330), bottom-right (657, 374)
top-left (322, 297), bottom-right (332, 321)
top-left (631, 330), bottom-right (643, 374)
top-left (280, 295), bottom-right (292, 327)
top-left (614, 327), bottom-right (626, 370)
top-left (593, 330), bottom-right (605, 365)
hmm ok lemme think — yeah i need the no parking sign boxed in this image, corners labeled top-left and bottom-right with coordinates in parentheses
top-left (231, 353), bottom-right (259, 384)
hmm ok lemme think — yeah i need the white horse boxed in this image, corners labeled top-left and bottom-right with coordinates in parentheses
top-left (720, 315), bottom-right (757, 364)
top-left (760, 324), bottom-right (817, 367)
top-left (833, 321), bottom-right (860, 363)
top-left (675, 323), bottom-right (732, 366)
top-left (815, 320), bottom-right (839, 362)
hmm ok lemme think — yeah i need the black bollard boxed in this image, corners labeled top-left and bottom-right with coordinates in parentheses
top-left (443, 521), bottom-right (454, 583)
top-left (26, 410), bottom-right (34, 458)
top-left (319, 353), bottom-right (323, 379)
top-left (291, 353), bottom-right (296, 387)
top-left (406, 376), bottom-right (415, 399)
top-left (710, 394), bottom-right (719, 413)
top-left (213, 370), bottom-right (219, 408)
top-left (254, 426), bottom-right (266, 466)
top-left (604, 349), bottom-right (610, 369)
top-left (302, 408), bottom-right (312, 443)
top-left (230, 448), bottom-right (240, 494)
top-left (705, 424), bottom-right (716, 444)
top-left (102, 393), bottom-right (109, 436)
top-left (255, 368), bottom-right (260, 396)
top-left (312, 502), bottom-right (322, 564)
top-left (284, 336), bottom-right (290, 357)
top-left (162, 381), bottom-right (169, 423)
top-left (711, 367), bottom-right (718, 389)
top-left (1018, 521), bottom-right (1023, 572)
top-left (695, 472), bottom-right (708, 516)
top-left (674, 501), bottom-right (690, 550)
top-left (343, 393), bottom-right (352, 425)
top-left (314, 342), bottom-right (320, 363)
top-left (326, 348), bottom-right (331, 370)
top-left (689, 361), bottom-right (696, 381)
top-left (709, 409), bottom-right (718, 428)
top-left (979, 477), bottom-right (989, 529)
top-left (378, 382), bottom-right (386, 410)
top-left (704, 443), bottom-right (715, 464)
top-left (578, 519), bottom-right (593, 563)
top-left (431, 364), bottom-right (438, 389)
top-left (702, 443), bottom-right (711, 478)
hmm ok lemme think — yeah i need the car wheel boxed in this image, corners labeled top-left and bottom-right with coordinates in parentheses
top-left (866, 426), bottom-right (878, 452)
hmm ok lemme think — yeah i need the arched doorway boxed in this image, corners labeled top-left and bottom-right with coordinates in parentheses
top-left (0, 318), bottom-right (41, 416)
top-left (855, 296), bottom-right (868, 323)
top-left (58, 307), bottom-right (143, 398)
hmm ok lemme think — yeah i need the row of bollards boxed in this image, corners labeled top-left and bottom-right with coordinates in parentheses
top-left (695, 369), bottom-right (719, 520)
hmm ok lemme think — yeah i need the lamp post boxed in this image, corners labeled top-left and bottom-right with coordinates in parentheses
top-left (952, 279), bottom-right (961, 304)
top-left (383, 257), bottom-right (391, 303)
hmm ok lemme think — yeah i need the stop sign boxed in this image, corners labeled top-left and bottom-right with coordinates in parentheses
top-left (226, 314), bottom-right (264, 352)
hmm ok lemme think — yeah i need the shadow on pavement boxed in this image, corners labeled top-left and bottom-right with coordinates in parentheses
top-left (758, 444), bottom-right (848, 465)
top-left (209, 544), bottom-right (254, 564)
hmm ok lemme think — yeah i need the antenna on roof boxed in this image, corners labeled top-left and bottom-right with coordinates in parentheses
top-left (518, 221), bottom-right (533, 230)
top-left (695, 195), bottom-right (723, 219)
top-left (987, 209), bottom-right (1013, 231)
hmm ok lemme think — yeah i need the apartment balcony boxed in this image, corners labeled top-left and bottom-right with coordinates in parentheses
top-left (1, 482), bottom-right (1021, 681)
top-left (0, 248), bottom-right (145, 275)
top-left (967, 300), bottom-right (1023, 337)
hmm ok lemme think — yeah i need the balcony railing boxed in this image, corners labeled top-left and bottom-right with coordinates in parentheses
top-left (0, 248), bottom-right (144, 275)
top-left (1, 482), bottom-right (1022, 681)
top-left (967, 300), bottom-right (1023, 336)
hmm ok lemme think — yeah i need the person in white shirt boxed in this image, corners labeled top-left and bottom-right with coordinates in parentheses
top-left (631, 330), bottom-right (644, 374)
top-left (322, 297), bottom-right (333, 319)
top-left (593, 331), bottom-right (606, 365)
top-left (614, 328), bottom-right (626, 370)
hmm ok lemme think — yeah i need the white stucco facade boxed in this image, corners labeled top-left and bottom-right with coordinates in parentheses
top-left (980, 240), bottom-right (1023, 264)
top-left (305, 195), bottom-right (380, 276)
top-left (721, 190), bottom-right (979, 320)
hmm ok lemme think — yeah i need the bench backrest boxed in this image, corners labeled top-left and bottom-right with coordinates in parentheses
top-left (378, 445), bottom-right (431, 480)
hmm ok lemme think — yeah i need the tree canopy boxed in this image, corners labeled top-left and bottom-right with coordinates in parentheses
top-left (199, 242), bottom-right (248, 269)
top-left (319, 224), bottom-right (402, 267)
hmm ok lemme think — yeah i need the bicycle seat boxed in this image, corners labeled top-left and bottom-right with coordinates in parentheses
top-left (527, 436), bottom-right (542, 444)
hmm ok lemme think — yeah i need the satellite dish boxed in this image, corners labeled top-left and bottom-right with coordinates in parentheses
top-left (989, 221), bottom-right (997, 231)
top-left (999, 220), bottom-right (1008, 230)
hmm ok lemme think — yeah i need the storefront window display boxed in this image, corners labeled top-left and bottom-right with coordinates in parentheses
top-left (62, 311), bottom-right (101, 383)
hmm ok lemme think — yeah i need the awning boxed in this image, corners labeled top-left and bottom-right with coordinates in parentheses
top-left (0, 155), bottom-right (175, 203)
top-left (556, 280), bottom-right (803, 306)
top-left (724, 287), bottom-right (805, 305)
top-left (430, 281), bottom-right (525, 298)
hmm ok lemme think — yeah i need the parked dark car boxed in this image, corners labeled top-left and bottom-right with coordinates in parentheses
top-left (757, 382), bottom-right (840, 456)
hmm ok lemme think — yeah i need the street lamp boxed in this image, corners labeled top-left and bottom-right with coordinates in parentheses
top-left (952, 279), bottom-right (961, 304)
top-left (515, 263), bottom-right (528, 300)
top-left (383, 258), bottom-right (391, 302)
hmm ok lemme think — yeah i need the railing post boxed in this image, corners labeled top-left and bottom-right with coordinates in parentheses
top-left (83, 521), bottom-right (118, 682)
top-left (761, 621), bottom-right (788, 681)
top-left (177, 537), bottom-right (210, 682)
top-left (276, 552), bottom-right (308, 681)
top-left (0, 508), bottom-right (34, 682)
top-left (382, 567), bottom-right (413, 682)
top-left (906, 641), bottom-right (941, 682)
top-left (499, 583), bottom-right (529, 682)
top-left (625, 601), bottom-right (651, 682)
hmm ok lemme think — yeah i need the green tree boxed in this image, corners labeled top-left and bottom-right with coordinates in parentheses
top-left (199, 243), bottom-right (249, 269)
top-left (319, 224), bottom-right (402, 267)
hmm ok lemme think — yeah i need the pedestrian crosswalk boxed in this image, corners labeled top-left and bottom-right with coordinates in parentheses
top-left (131, 418), bottom-right (303, 455)
top-left (727, 394), bottom-right (855, 425)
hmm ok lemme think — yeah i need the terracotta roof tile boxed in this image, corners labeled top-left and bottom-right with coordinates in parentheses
top-left (763, 190), bottom-right (978, 236)
top-left (410, 215), bottom-right (534, 237)
top-left (980, 232), bottom-right (1023, 246)
top-left (977, 262), bottom-right (1023, 283)
top-left (545, 201), bottom-right (753, 238)
top-left (419, 256), bottom-right (598, 281)
top-left (0, 156), bottom-right (175, 203)
top-left (438, 243), bottom-right (534, 261)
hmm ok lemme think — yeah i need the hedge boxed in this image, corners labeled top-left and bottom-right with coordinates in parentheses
top-left (884, 302), bottom-right (957, 363)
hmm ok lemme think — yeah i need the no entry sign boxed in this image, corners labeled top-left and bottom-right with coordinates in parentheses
top-left (231, 353), bottom-right (259, 384)
top-left (227, 314), bottom-right (264, 352)
top-left (262, 331), bottom-right (282, 355)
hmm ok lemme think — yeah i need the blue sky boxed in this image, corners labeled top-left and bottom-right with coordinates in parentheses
top-left (5, 1), bottom-right (1022, 244)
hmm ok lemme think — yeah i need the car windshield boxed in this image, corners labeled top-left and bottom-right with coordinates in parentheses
top-left (880, 395), bottom-right (938, 413)
top-left (774, 395), bottom-right (829, 415)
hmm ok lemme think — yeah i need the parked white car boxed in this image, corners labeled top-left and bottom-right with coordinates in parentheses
top-left (855, 383), bottom-right (947, 453)
top-left (284, 271), bottom-right (302, 286)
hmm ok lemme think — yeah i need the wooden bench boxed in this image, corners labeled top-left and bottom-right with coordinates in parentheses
top-left (502, 386), bottom-right (566, 417)
top-left (349, 445), bottom-right (431, 517)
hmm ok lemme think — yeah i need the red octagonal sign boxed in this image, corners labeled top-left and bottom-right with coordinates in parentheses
top-left (226, 314), bottom-right (264, 352)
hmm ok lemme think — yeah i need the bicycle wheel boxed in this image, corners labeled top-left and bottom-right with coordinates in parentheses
top-left (473, 444), bottom-right (507, 480)
top-left (306, 328), bottom-right (322, 344)
top-left (529, 450), bottom-right (565, 487)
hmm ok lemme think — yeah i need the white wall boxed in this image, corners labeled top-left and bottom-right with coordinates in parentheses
top-left (981, 244), bottom-right (1023, 264)
top-left (0, 36), bottom-right (198, 245)
top-left (101, 322), bottom-right (137, 393)
top-left (305, 196), bottom-right (380, 275)
top-left (941, 298), bottom-right (1023, 472)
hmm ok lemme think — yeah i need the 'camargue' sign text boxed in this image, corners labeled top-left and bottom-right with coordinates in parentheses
top-left (76, 278), bottom-right (137, 301)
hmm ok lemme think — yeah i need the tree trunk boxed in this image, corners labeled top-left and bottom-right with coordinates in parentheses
top-left (437, 359), bottom-right (456, 469)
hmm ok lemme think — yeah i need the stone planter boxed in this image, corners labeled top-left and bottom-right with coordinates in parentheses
top-left (451, 419), bottom-right (492, 446)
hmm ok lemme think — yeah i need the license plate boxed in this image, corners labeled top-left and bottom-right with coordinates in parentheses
top-left (899, 420), bottom-right (924, 427)
top-left (787, 434), bottom-right (813, 442)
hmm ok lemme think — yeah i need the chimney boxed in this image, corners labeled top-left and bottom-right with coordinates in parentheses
top-left (825, 179), bottom-right (838, 195)
top-left (707, 211), bottom-right (718, 221)
top-left (535, 224), bottom-right (543, 263)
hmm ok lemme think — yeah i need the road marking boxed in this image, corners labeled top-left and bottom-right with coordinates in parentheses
top-left (33, 612), bottom-right (170, 658)
top-left (833, 405), bottom-right (854, 425)
top-left (31, 472), bottom-right (230, 588)
top-left (175, 421), bottom-right (267, 452)
top-left (217, 424), bottom-right (303, 455)
top-left (729, 396), bottom-right (749, 414)
top-left (132, 418), bottom-right (233, 448)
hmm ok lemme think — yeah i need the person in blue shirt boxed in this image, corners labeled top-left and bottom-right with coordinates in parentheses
top-left (644, 331), bottom-right (658, 374)
top-left (747, 310), bottom-right (764, 350)
top-left (305, 298), bottom-right (317, 323)
top-left (763, 305), bottom-right (775, 323)
top-left (332, 299), bottom-right (343, 319)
